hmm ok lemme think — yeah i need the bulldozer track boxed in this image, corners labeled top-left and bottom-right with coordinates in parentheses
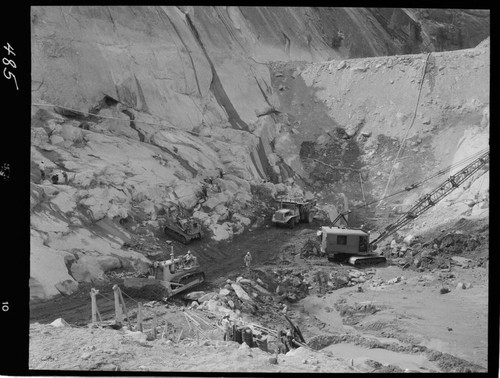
top-left (177, 271), bottom-right (205, 286)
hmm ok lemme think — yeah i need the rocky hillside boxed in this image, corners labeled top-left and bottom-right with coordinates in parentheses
top-left (30, 6), bottom-right (489, 301)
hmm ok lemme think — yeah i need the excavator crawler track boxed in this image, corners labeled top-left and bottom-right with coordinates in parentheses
top-left (348, 256), bottom-right (387, 266)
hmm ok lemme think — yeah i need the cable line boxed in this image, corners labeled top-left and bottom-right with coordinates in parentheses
top-left (351, 149), bottom-right (489, 211)
top-left (379, 52), bottom-right (432, 205)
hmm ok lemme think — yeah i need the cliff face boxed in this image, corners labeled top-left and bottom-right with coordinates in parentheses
top-left (30, 6), bottom-right (489, 301)
top-left (32, 7), bottom-right (489, 133)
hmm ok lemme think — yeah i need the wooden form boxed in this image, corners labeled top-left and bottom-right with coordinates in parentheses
top-left (137, 302), bottom-right (143, 332)
top-left (90, 288), bottom-right (102, 325)
top-left (112, 285), bottom-right (123, 326)
top-left (112, 285), bottom-right (132, 329)
top-left (152, 311), bottom-right (158, 339)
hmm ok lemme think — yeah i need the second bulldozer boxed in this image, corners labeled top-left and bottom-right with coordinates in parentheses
top-left (163, 205), bottom-right (202, 244)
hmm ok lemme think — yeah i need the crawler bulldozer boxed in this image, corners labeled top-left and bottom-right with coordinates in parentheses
top-left (124, 252), bottom-right (205, 298)
top-left (163, 205), bottom-right (202, 244)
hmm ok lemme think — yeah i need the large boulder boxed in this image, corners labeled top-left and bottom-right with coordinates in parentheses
top-left (198, 292), bottom-right (217, 303)
top-left (203, 192), bottom-right (231, 211)
top-left (55, 280), bottom-right (79, 296)
top-left (231, 283), bottom-right (253, 302)
top-left (31, 127), bottom-right (50, 145)
top-left (30, 231), bottom-right (78, 301)
top-left (184, 291), bottom-right (206, 301)
top-left (61, 122), bottom-right (84, 143)
top-left (70, 255), bottom-right (122, 282)
top-left (210, 223), bottom-right (233, 241)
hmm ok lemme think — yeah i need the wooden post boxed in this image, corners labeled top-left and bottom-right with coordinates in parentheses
top-left (112, 285), bottom-right (123, 327)
top-left (137, 302), bottom-right (143, 332)
top-left (117, 287), bottom-right (132, 330)
top-left (90, 288), bottom-right (98, 324)
top-left (161, 322), bottom-right (168, 339)
top-left (152, 311), bottom-right (158, 339)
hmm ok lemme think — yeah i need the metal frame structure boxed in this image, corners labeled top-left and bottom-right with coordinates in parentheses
top-left (370, 150), bottom-right (489, 247)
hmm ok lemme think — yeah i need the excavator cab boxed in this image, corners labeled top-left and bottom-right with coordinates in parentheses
top-left (320, 227), bottom-right (371, 260)
top-left (319, 210), bottom-right (386, 266)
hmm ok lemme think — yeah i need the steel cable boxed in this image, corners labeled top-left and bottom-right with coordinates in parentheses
top-left (379, 52), bottom-right (432, 205)
top-left (351, 149), bottom-right (489, 211)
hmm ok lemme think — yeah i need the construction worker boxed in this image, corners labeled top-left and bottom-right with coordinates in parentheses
top-left (39, 161), bottom-right (46, 181)
top-left (244, 252), bottom-right (252, 270)
top-left (184, 250), bottom-right (194, 267)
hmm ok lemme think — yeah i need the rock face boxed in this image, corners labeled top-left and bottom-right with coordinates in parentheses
top-left (30, 7), bottom-right (489, 301)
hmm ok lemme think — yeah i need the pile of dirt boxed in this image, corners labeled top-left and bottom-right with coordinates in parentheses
top-left (363, 360), bottom-right (404, 374)
top-left (312, 270), bottom-right (350, 294)
top-left (381, 216), bottom-right (489, 272)
top-left (333, 299), bottom-right (381, 326)
top-left (300, 238), bottom-right (322, 258)
top-left (271, 268), bottom-right (309, 302)
top-left (432, 232), bottom-right (483, 257)
top-left (426, 350), bottom-right (486, 373)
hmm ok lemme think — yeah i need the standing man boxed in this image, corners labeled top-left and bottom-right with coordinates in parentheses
top-left (244, 252), bottom-right (252, 271)
top-left (39, 161), bottom-right (46, 181)
top-left (184, 250), bottom-right (193, 268)
top-left (62, 171), bottom-right (68, 184)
